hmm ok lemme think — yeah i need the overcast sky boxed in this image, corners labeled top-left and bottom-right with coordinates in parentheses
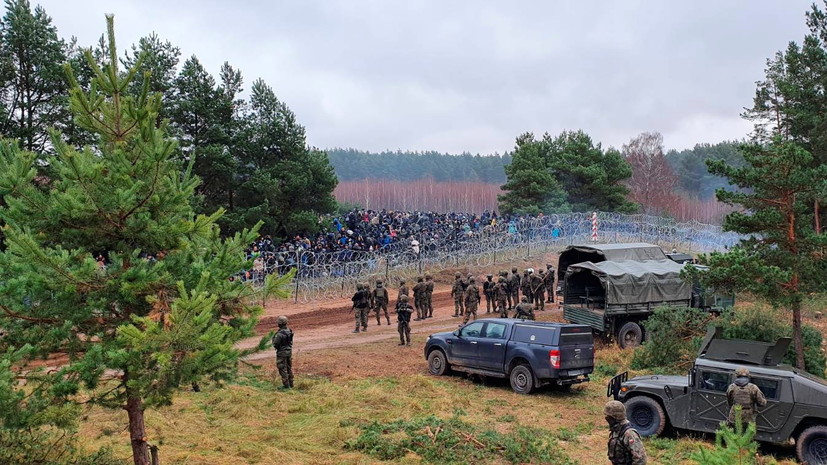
top-left (36, 1), bottom-right (812, 154)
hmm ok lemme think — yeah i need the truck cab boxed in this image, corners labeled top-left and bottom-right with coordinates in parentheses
top-left (609, 328), bottom-right (827, 464)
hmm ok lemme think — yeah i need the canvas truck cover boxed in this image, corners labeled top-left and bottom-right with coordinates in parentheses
top-left (557, 243), bottom-right (667, 283)
top-left (566, 259), bottom-right (692, 305)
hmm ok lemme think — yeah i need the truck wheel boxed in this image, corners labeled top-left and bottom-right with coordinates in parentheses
top-left (797, 425), bottom-right (827, 465)
top-left (617, 322), bottom-right (643, 349)
top-left (509, 364), bottom-right (535, 394)
top-left (625, 396), bottom-right (666, 437)
top-left (427, 350), bottom-right (450, 376)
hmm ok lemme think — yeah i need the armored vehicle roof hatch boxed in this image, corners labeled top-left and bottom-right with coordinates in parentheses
top-left (698, 327), bottom-right (791, 367)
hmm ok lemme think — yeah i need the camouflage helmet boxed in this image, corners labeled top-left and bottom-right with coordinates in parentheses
top-left (498, 277), bottom-right (506, 283)
top-left (455, 272), bottom-right (461, 278)
top-left (356, 283), bottom-right (364, 290)
top-left (469, 277), bottom-right (476, 283)
top-left (417, 276), bottom-right (424, 282)
top-left (376, 279), bottom-right (384, 286)
top-left (276, 315), bottom-right (289, 327)
top-left (362, 282), bottom-right (370, 289)
top-left (521, 296), bottom-right (529, 302)
top-left (512, 267), bottom-right (518, 273)
top-left (425, 274), bottom-right (432, 280)
top-left (735, 367), bottom-right (750, 377)
top-left (604, 400), bottom-right (626, 421)
top-left (499, 270), bottom-right (508, 276)
top-left (486, 274), bottom-right (493, 278)
top-left (399, 295), bottom-right (409, 302)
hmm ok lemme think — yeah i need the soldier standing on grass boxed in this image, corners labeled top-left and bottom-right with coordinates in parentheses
top-left (494, 276), bottom-right (509, 318)
top-left (544, 264), bottom-right (556, 303)
top-left (396, 295), bottom-right (413, 346)
top-left (727, 367), bottom-right (767, 426)
top-left (424, 274), bottom-right (435, 318)
top-left (351, 283), bottom-right (370, 333)
top-left (372, 280), bottom-right (391, 326)
top-left (272, 315), bottom-right (294, 390)
top-left (462, 277), bottom-right (481, 324)
top-left (451, 272), bottom-right (465, 317)
top-left (605, 400), bottom-right (647, 465)
top-left (483, 274), bottom-right (495, 313)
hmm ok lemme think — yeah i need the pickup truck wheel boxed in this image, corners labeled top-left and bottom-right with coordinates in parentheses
top-left (624, 396), bottom-right (666, 437)
top-left (427, 350), bottom-right (450, 376)
top-left (509, 364), bottom-right (535, 394)
top-left (617, 322), bottom-right (643, 349)
top-left (797, 425), bottom-right (827, 465)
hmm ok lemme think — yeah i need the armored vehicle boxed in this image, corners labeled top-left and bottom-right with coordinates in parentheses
top-left (608, 328), bottom-right (827, 464)
top-left (561, 259), bottom-right (732, 348)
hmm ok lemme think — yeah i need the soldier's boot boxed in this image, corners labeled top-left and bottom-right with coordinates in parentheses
top-left (362, 325), bottom-right (368, 332)
top-left (353, 328), bottom-right (360, 333)
top-left (398, 340), bottom-right (405, 346)
top-left (288, 376), bottom-right (294, 388)
top-left (386, 317), bottom-right (392, 325)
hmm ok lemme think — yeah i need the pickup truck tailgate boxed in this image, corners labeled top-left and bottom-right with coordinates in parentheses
top-left (558, 328), bottom-right (594, 370)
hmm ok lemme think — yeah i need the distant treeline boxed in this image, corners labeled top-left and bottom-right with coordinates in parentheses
top-left (665, 141), bottom-right (744, 200)
top-left (326, 148), bottom-right (512, 183)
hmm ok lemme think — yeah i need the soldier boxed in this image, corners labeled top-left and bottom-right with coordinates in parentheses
top-left (413, 276), bottom-right (426, 321)
top-left (463, 277), bottom-right (481, 324)
top-left (605, 400), bottom-right (647, 465)
top-left (424, 274), bottom-right (435, 318)
top-left (483, 274), bottom-right (495, 313)
top-left (351, 283), bottom-right (370, 333)
top-left (272, 315), bottom-right (294, 389)
top-left (514, 296), bottom-right (535, 320)
top-left (397, 279), bottom-right (409, 312)
top-left (726, 367), bottom-right (767, 426)
top-left (544, 263), bottom-right (556, 303)
top-left (520, 269), bottom-right (533, 305)
top-left (451, 272), bottom-right (465, 317)
top-left (396, 295), bottom-right (413, 346)
top-left (532, 269), bottom-right (546, 312)
top-left (507, 267), bottom-right (521, 310)
top-left (372, 279), bottom-right (391, 326)
top-left (494, 276), bottom-right (510, 318)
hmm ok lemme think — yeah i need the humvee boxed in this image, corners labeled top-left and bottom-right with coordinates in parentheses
top-left (608, 328), bottom-right (827, 464)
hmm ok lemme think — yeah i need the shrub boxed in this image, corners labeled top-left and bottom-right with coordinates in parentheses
top-left (689, 410), bottom-right (771, 465)
top-left (631, 307), bottom-right (713, 373)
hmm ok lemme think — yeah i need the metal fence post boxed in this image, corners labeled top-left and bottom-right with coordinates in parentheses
top-left (293, 250), bottom-right (302, 304)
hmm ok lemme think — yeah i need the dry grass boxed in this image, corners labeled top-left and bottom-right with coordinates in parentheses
top-left (77, 339), bottom-right (800, 465)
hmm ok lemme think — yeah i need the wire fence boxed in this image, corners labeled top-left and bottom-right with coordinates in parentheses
top-left (255, 212), bottom-right (739, 303)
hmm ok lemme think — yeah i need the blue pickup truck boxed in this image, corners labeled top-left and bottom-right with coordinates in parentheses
top-left (424, 318), bottom-right (594, 394)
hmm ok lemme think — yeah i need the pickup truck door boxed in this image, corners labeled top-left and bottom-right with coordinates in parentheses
top-left (477, 322), bottom-right (509, 371)
top-left (451, 321), bottom-right (485, 366)
top-left (689, 369), bottom-right (731, 432)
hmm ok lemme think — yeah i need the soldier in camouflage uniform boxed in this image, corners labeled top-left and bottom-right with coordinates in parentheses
top-left (272, 315), bottom-right (294, 389)
top-left (413, 276), bottom-right (426, 321)
top-left (372, 280), bottom-right (391, 325)
top-left (462, 277), bottom-right (481, 324)
top-left (424, 274), bottom-right (435, 318)
top-left (494, 276), bottom-right (509, 318)
top-left (396, 295), bottom-right (413, 346)
top-left (532, 269), bottom-right (545, 312)
top-left (351, 283), bottom-right (370, 333)
top-left (514, 296), bottom-right (535, 320)
top-left (727, 367), bottom-right (767, 425)
top-left (507, 267), bottom-right (520, 310)
top-left (451, 272), bottom-right (465, 317)
top-left (397, 279), bottom-right (409, 312)
top-left (520, 269), bottom-right (533, 305)
top-left (544, 264), bottom-right (556, 303)
top-left (605, 400), bottom-right (647, 465)
top-left (483, 274), bottom-right (495, 313)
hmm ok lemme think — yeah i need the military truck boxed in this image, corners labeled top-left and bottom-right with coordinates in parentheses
top-left (608, 328), bottom-right (827, 464)
top-left (556, 243), bottom-right (668, 297)
top-left (561, 259), bottom-right (732, 348)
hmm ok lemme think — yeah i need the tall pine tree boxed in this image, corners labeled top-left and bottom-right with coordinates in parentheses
top-left (498, 132), bottom-right (568, 215)
top-left (0, 16), bottom-right (291, 465)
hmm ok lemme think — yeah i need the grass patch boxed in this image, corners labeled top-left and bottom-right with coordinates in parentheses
top-left (345, 414), bottom-right (577, 464)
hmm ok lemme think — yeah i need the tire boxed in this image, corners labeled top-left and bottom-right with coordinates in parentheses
top-left (509, 364), bottom-right (535, 394)
top-left (797, 425), bottom-right (827, 465)
top-left (427, 349), bottom-right (450, 376)
top-left (617, 322), bottom-right (643, 349)
top-left (624, 396), bottom-right (667, 437)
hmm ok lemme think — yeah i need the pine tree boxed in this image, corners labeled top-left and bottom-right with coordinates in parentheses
top-left (699, 138), bottom-right (827, 369)
top-left (498, 132), bottom-right (569, 215)
top-left (0, 16), bottom-right (291, 465)
top-left (691, 409), bottom-right (760, 465)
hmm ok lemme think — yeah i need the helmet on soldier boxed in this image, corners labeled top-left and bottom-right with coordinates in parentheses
top-left (425, 274), bottom-right (432, 279)
top-left (498, 277), bottom-right (505, 283)
top-left (417, 276), bottom-right (424, 282)
top-left (376, 279), bottom-right (383, 286)
top-left (356, 283), bottom-right (364, 290)
top-left (486, 274), bottom-right (493, 278)
top-left (400, 280), bottom-right (406, 284)
top-left (455, 272), bottom-right (461, 278)
top-left (735, 367), bottom-right (750, 377)
top-left (604, 400), bottom-right (626, 421)
top-left (521, 296), bottom-right (528, 302)
top-left (399, 295), bottom-right (409, 302)
top-left (469, 277), bottom-right (475, 283)
top-left (277, 315), bottom-right (288, 327)
top-left (511, 267), bottom-right (518, 273)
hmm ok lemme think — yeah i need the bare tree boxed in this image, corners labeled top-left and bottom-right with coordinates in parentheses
top-left (622, 132), bottom-right (678, 214)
